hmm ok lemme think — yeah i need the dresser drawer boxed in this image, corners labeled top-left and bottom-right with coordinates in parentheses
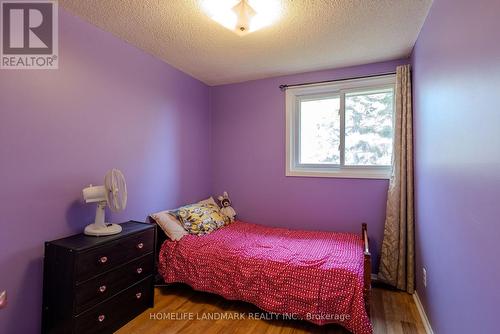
top-left (74, 277), bottom-right (153, 334)
top-left (74, 254), bottom-right (154, 314)
top-left (76, 229), bottom-right (154, 282)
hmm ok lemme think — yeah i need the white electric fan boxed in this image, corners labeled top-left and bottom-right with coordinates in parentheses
top-left (82, 169), bottom-right (127, 236)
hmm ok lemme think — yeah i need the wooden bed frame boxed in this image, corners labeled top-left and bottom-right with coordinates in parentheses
top-left (149, 217), bottom-right (372, 317)
top-left (362, 223), bottom-right (371, 317)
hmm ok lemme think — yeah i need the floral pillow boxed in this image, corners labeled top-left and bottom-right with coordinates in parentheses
top-left (175, 203), bottom-right (228, 235)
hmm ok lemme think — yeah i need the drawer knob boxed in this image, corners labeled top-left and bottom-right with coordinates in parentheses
top-left (136, 292), bottom-right (142, 299)
top-left (99, 256), bottom-right (108, 264)
top-left (136, 267), bottom-right (143, 274)
top-left (98, 285), bottom-right (107, 293)
top-left (136, 242), bottom-right (144, 249)
top-left (98, 314), bottom-right (106, 322)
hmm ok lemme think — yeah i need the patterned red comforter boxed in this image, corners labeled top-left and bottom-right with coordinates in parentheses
top-left (159, 221), bottom-right (372, 334)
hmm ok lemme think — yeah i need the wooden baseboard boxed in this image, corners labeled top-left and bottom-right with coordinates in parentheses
top-left (371, 275), bottom-right (433, 334)
top-left (413, 291), bottom-right (434, 334)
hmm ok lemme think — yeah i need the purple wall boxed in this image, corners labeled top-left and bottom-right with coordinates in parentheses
top-left (412, 0), bottom-right (500, 333)
top-left (8, 2), bottom-right (499, 333)
top-left (210, 59), bottom-right (408, 272)
top-left (0, 9), bottom-right (210, 334)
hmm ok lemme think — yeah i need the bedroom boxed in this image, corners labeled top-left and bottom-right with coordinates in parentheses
top-left (0, 0), bottom-right (498, 333)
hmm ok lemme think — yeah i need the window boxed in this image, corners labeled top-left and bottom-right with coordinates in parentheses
top-left (286, 75), bottom-right (395, 179)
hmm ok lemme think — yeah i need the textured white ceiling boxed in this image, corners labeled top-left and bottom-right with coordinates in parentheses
top-left (60, 0), bottom-right (432, 86)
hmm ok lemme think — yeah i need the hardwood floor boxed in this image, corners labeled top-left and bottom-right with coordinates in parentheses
top-left (117, 283), bottom-right (426, 334)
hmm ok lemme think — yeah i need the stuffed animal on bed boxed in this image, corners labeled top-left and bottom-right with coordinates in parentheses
top-left (217, 191), bottom-right (236, 223)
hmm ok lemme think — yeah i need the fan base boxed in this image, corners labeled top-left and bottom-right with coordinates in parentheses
top-left (84, 223), bottom-right (122, 236)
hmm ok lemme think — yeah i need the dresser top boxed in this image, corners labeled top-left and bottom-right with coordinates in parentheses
top-left (46, 221), bottom-right (154, 251)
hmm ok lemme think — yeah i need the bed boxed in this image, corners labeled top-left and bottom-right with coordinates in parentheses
top-left (152, 219), bottom-right (372, 334)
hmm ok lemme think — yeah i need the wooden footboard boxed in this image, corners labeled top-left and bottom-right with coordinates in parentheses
top-left (362, 223), bottom-right (371, 317)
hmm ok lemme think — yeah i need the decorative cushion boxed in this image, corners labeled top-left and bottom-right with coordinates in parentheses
top-left (175, 203), bottom-right (228, 235)
top-left (199, 196), bottom-right (234, 223)
top-left (150, 210), bottom-right (188, 241)
top-left (198, 196), bottom-right (219, 208)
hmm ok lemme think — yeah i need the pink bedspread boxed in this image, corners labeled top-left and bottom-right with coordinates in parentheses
top-left (159, 221), bottom-right (372, 334)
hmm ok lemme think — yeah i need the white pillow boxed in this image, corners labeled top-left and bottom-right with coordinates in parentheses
top-left (198, 196), bottom-right (219, 208)
top-left (150, 210), bottom-right (188, 241)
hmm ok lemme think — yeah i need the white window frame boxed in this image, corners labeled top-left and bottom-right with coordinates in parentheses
top-left (285, 74), bottom-right (396, 179)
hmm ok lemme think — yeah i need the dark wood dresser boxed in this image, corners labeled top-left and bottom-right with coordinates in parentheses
top-left (42, 221), bottom-right (156, 334)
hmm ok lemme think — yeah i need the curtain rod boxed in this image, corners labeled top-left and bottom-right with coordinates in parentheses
top-left (279, 71), bottom-right (396, 91)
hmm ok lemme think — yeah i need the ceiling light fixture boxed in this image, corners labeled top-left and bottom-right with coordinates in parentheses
top-left (201, 0), bottom-right (281, 36)
top-left (232, 0), bottom-right (255, 34)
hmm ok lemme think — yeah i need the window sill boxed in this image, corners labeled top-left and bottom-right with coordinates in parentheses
top-left (286, 167), bottom-right (391, 179)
